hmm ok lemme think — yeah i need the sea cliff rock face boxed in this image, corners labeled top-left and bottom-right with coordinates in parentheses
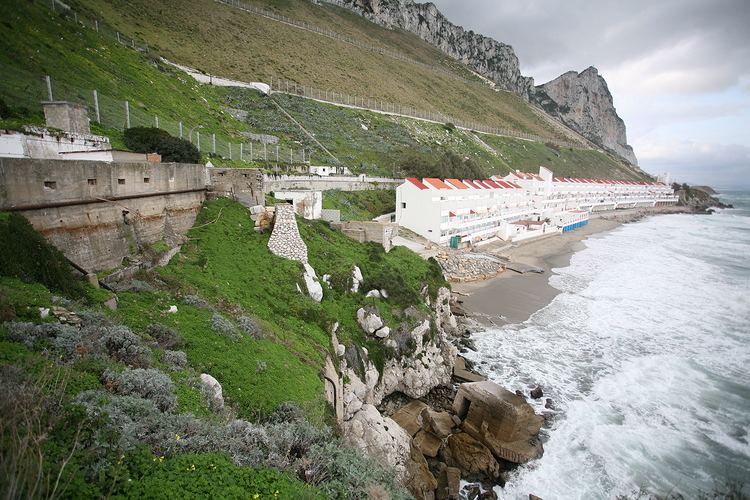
top-left (336, 0), bottom-right (535, 98)
top-left (534, 67), bottom-right (638, 164)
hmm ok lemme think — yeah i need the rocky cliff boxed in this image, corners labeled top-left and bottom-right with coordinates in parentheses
top-left (534, 67), bottom-right (638, 164)
top-left (335, 0), bottom-right (535, 98)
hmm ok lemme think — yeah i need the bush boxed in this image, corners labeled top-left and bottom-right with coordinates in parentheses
top-left (238, 315), bottom-right (261, 338)
top-left (100, 326), bottom-right (152, 367)
top-left (163, 350), bottom-right (188, 371)
top-left (210, 313), bottom-right (238, 339)
top-left (148, 323), bottom-right (183, 349)
top-left (182, 294), bottom-right (211, 309)
top-left (0, 213), bottom-right (85, 298)
top-left (103, 368), bottom-right (177, 412)
top-left (123, 127), bottom-right (200, 163)
top-left (5, 321), bottom-right (75, 349)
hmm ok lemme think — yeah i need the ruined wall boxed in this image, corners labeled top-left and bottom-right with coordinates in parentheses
top-left (208, 167), bottom-right (264, 207)
top-left (337, 221), bottom-right (398, 251)
top-left (0, 158), bottom-right (206, 271)
top-left (263, 174), bottom-right (401, 193)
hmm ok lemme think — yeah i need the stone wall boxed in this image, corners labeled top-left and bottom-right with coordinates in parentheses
top-left (336, 221), bottom-right (398, 251)
top-left (208, 167), bottom-right (264, 207)
top-left (0, 158), bottom-right (206, 271)
top-left (263, 174), bottom-right (400, 193)
top-left (320, 208), bottom-right (341, 223)
top-left (267, 204), bottom-right (308, 263)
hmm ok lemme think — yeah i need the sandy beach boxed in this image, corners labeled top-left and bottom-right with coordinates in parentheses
top-left (453, 206), bottom-right (687, 325)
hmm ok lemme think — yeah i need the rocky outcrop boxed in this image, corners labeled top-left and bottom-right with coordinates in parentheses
top-left (534, 67), bottom-right (638, 164)
top-left (336, 0), bottom-right (534, 98)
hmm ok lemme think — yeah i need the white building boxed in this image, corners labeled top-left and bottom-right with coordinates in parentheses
top-left (396, 167), bottom-right (678, 246)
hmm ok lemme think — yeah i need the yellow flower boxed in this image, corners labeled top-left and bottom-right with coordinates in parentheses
top-left (159, 456), bottom-right (165, 463)
top-left (175, 434), bottom-right (181, 441)
top-left (253, 495), bottom-right (260, 499)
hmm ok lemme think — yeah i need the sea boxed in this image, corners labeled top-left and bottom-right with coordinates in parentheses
top-left (466, 191), bottom-right (750, 499)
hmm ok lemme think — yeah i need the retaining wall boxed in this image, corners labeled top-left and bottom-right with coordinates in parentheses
top-left (264, 174), bottom-right (400, 193)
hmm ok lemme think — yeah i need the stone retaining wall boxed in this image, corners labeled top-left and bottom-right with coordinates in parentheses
top-left (267, 204), bottom-right (308, 262)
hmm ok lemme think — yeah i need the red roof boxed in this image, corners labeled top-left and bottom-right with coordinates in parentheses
top-left (462, 179), bottom-right (481, 189)
top-left (483, 179), bottom-right (502, 189)
top-left (507, 181), bottom-right (523, 189)
top-left (495, 180), bottom-right (513, 188)
top-left (446, 178), bottom-right (469, 190)
top-left (424, 178), bottom-right (452, 190)
top-left (449, 212), bottom-right (456, 217)
top-left (406, 177), bottom-right (429, 190)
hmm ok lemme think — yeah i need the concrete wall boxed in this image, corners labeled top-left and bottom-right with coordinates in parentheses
top-left (208, 168), bottom-right (264, 207)
top-left (43, 101), bottom-right (91, 135)
top-left (0, 158), bottom-right (206, 271)
top-left (264, 174), bottom-right (401, 193)
top-left (273, 190), bottom-right (322, 220)
top-left (1, 130), bottom-right (111, 160)
top-left (337, 221), bottom-right (398, 251)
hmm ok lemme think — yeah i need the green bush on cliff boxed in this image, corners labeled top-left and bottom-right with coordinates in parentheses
top-left (123, 127), bottom-right (200, 163)
top-left (0, 213), bottom-right (85, 298)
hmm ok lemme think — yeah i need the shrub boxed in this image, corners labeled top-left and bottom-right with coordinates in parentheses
top-left (100, 326), bottom-right (152, 367)
top-left (238, 315), bottom-right (261, 338)
top-left (123, 127), bottom-right (200, 163)
top-left (163, 350), bottom-right (188, 371)
top-left (0, 213), bottom-right (85, 298)
top-left (103, 368), bottom-right (177, 412)
top-left (5, 321), bottom-right (75, 349)
top-left (182, 294), bottom-right (211, 309)
top-left (51, 327), bottom-right (95, 360)
top-left (210, 313), bottom-right (238, 339)
top-left (147, 323), bottom-right (183, 349)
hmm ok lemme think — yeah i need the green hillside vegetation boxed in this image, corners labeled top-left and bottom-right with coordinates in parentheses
top-left (70, 0), bottom-right (574, 141)
top-left (0, 200), bottom-right (443, 497)
top-left (323, 189), bottom-right (396, 221)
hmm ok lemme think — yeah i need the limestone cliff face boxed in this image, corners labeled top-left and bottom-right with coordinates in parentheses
top-left (336, 0), bottom-right (535, 98)
top-left (534, 67), bottom-right (638, 164)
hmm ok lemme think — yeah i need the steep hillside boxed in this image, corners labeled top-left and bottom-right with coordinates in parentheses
top-left (69, 0), bottom-right (576, 142)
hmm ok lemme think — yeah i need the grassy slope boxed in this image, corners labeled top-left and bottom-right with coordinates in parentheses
top-left (70, 0), bottom-right (573, 140)
top-left (323, 190), bottom-right (396, 221)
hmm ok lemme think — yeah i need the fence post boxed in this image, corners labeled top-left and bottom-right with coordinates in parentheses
top-left (197, 132), bottom-right (200, 151)
top-left (45, 75), bottom-right (53, 101)
top-left (116, 32), bottom-right (121, 43)
top-left (125, 100), bottom-right (130, 128)
top-left (93, 90), bottom-right (100, 123)
top-left (229, 143), bottom-right (232, 160)
top-left (179, 122), bottom-right (183, 138)
top-left (212, 134), bottom-right (216, 154)
top-left (155, 115), bottom-right (159, 128)
top-left (240, 143), bottom-right (243, 161)
top-left (290, 148), bottom-right (293, 163)
top-left (276, 145), bottom-right (279, 162)
top-left (250, 143), bottom-right (253, 161)
top-left (263, 143), bottom-right (267, 161)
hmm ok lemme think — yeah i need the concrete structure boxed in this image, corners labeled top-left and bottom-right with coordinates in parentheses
top-left (267, 204), bottom-right (308, 263)
top-left (272, 190), bottom-right (322, 220)
top-left (335, 221), bottom-right (398, 251)
top-left (208, 168), bottom-right (264, 207)
top-left (0, 129), bottom-right (112, 161)
top-left (42, 101), bottom-right (91, 135)
top-left (320, 208), bottom-right (341, 223)
top-left (264, 174), bottom-right (400, 194)
top-left (0, 158), bottom-right (206, 271)
top-left (396, 167), bottom-right (678, 246)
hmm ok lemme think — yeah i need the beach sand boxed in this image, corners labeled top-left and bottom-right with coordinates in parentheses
top-left (453, 207), bottom-right (685, 325)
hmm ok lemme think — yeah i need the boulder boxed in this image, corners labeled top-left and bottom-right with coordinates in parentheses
top-left (366, 289), bottom-right (382, 298)
top-left (392, 400), bottom-right (428, 437)
top-left (199, 373), bottom-right (224, 410)
top-left (303, 263), bottom-right (317, 279)
top-left (356, 306), bottom-right (384, 335)
top-left (436, 466), bottom-right (461, 500)
top-left (414, 429), bottom-right (442, 458)
top-left (545, 398), bottom-right (554, 409)
top-left (304, 272), bottom-right (323, 303)
top-left (375, 326), bottom-right (390, 338)
top-left (443, 432), bottom-right (500, 480)
top-left (336, 344), bottom-right (346, 357)
top-left (380, 289), bottom-right (389, 298)
top-left (405, 443), bottom-right (437, 500)
top-left (530, 386), bottom-right (543, 399)
top-left (104, 297), bottom-right (118, 311)
top-left (453, 381), bottom-right (544, 464)
top-left (351, 266), bottom-right (363, 292)
top-left (421, 408), bottom-right (454, 438)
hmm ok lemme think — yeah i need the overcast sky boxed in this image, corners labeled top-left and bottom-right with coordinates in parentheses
top-left (431, 0), bottom-right (750, 188)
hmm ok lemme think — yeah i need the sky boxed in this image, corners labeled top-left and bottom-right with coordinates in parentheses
top-left (431, 0), bottom-right (750, 188)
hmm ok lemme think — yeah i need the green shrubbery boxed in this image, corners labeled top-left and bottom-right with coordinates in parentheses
top-left (123, 127), bottom-right (201, 163)
top-left (398, 149), bottom-right (486, 179)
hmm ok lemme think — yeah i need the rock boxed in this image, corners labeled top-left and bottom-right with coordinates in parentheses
top-left (366, 289), bottom-right (381, 298)
top-left (351, 265), bottom-right (363, 292)
top-left (303, 262), bottom-right (317, 279)
top-left (303, 272), bottom-right (323, 303)
top-left (451, 414), bottom-right (462, 427)
top-left (385, 339), bottom-right (398, 350)
top-left (480, 490), bottom-right (498, 500)
top-left (167, 305), bottom-right (178, 314)
top-left (392, 400), bottom-right (428, 437)
top-left (464, 483), bottom-right (482, 500)
top-left (86, 273), bottom-right (100, 288)
top-left (199, 373), bottom-right (224, 410)
top-left (249, 204), bottom-right (265, 215)
top-left (380, 289), bottom-right (389, 298)
top-left (356, 306), bottom-right (384, 334)
top-left (336, 344), bottom-right (346, 357)
top-left (453, 381), bottom-right (544, 464)
top-left (104, 297), bottom-right (118, 311)
top-left (375, 326), bottom-right (390, 338)
top-left (414, 429), bottom-right (442, 458)
top-left (421, 408), bottom-right (454, 438)
top-left (443, 432), bottom-right (500, 480)
top-left (405, 443), bottom-right (437, 500)
top-left (51, 306), bottom-right (82, 326)
top-left (296, 283), bottom-right (303, 294)
top-left (515, 390), bottom-right (525, 398)
top-left (436, 466), bottom-right (461, 500)
top-left (534, 67), bottom-right (637, 164)
top-left (322, 274), bottom-right (331, 286)
top-left (544, 398), bottom-right (554, 409)
top-left (529, 495), bottom-right (543, 500)
top-left (39, 307), bottom-right (50, 319)
top-left (530, 386), bottom-right (543, 399)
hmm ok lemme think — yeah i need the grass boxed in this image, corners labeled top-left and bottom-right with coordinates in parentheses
top-left (323, 189), bottom-right (395, 221)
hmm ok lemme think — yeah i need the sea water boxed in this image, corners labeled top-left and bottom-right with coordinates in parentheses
top-left (467, 192), bottom-right (750, 499)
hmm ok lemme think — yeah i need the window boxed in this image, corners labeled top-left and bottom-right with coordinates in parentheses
top-left (87, 178), bottom-right (97, 186)
top-left (118, 178), bottom-right (125, 185)
top-left (143, 177), bottom-right (150, 183)
top-left (43, 181), bottom-right (56, 190)
top-left (401, 202), bottom-right (406, 209)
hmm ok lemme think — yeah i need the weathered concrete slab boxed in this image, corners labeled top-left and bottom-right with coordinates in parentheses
top-left (392, 400), bottom-right (428, 437)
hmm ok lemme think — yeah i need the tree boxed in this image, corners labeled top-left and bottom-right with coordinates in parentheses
top-left (123, 127), bottom-right (201, 163)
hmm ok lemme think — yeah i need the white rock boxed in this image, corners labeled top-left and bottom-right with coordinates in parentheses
top-left (303, 263), bottom-right (317, 279)
top-left (353, 266), bottom-right (363, 282)
top-left (322, 274), bottom-right (331, 285)
top-left (296, 283), bottom-right (303, 294)
top-left (380, 289), bottom-right (389, 298)
top-left (199, 373), bottom-right (224, 410)
top-left (365, 289), bottom-right (381, 298)
top-left (336, 344), bottom-right (346, 357)
top-left (304, 273), bottom-right (323, 303)
top-left (385, 339), bottom-right (398, 350)
top-left (167, 305), bottom-right (178, 314)
top-left (39, 307), bottom-right (50, 318)
top-left (249, 205), bottom-right (265, 215)
top-left (356, 307), bottom-right (383, 334)
top-left (375, 326), bottom-right (390, 338)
